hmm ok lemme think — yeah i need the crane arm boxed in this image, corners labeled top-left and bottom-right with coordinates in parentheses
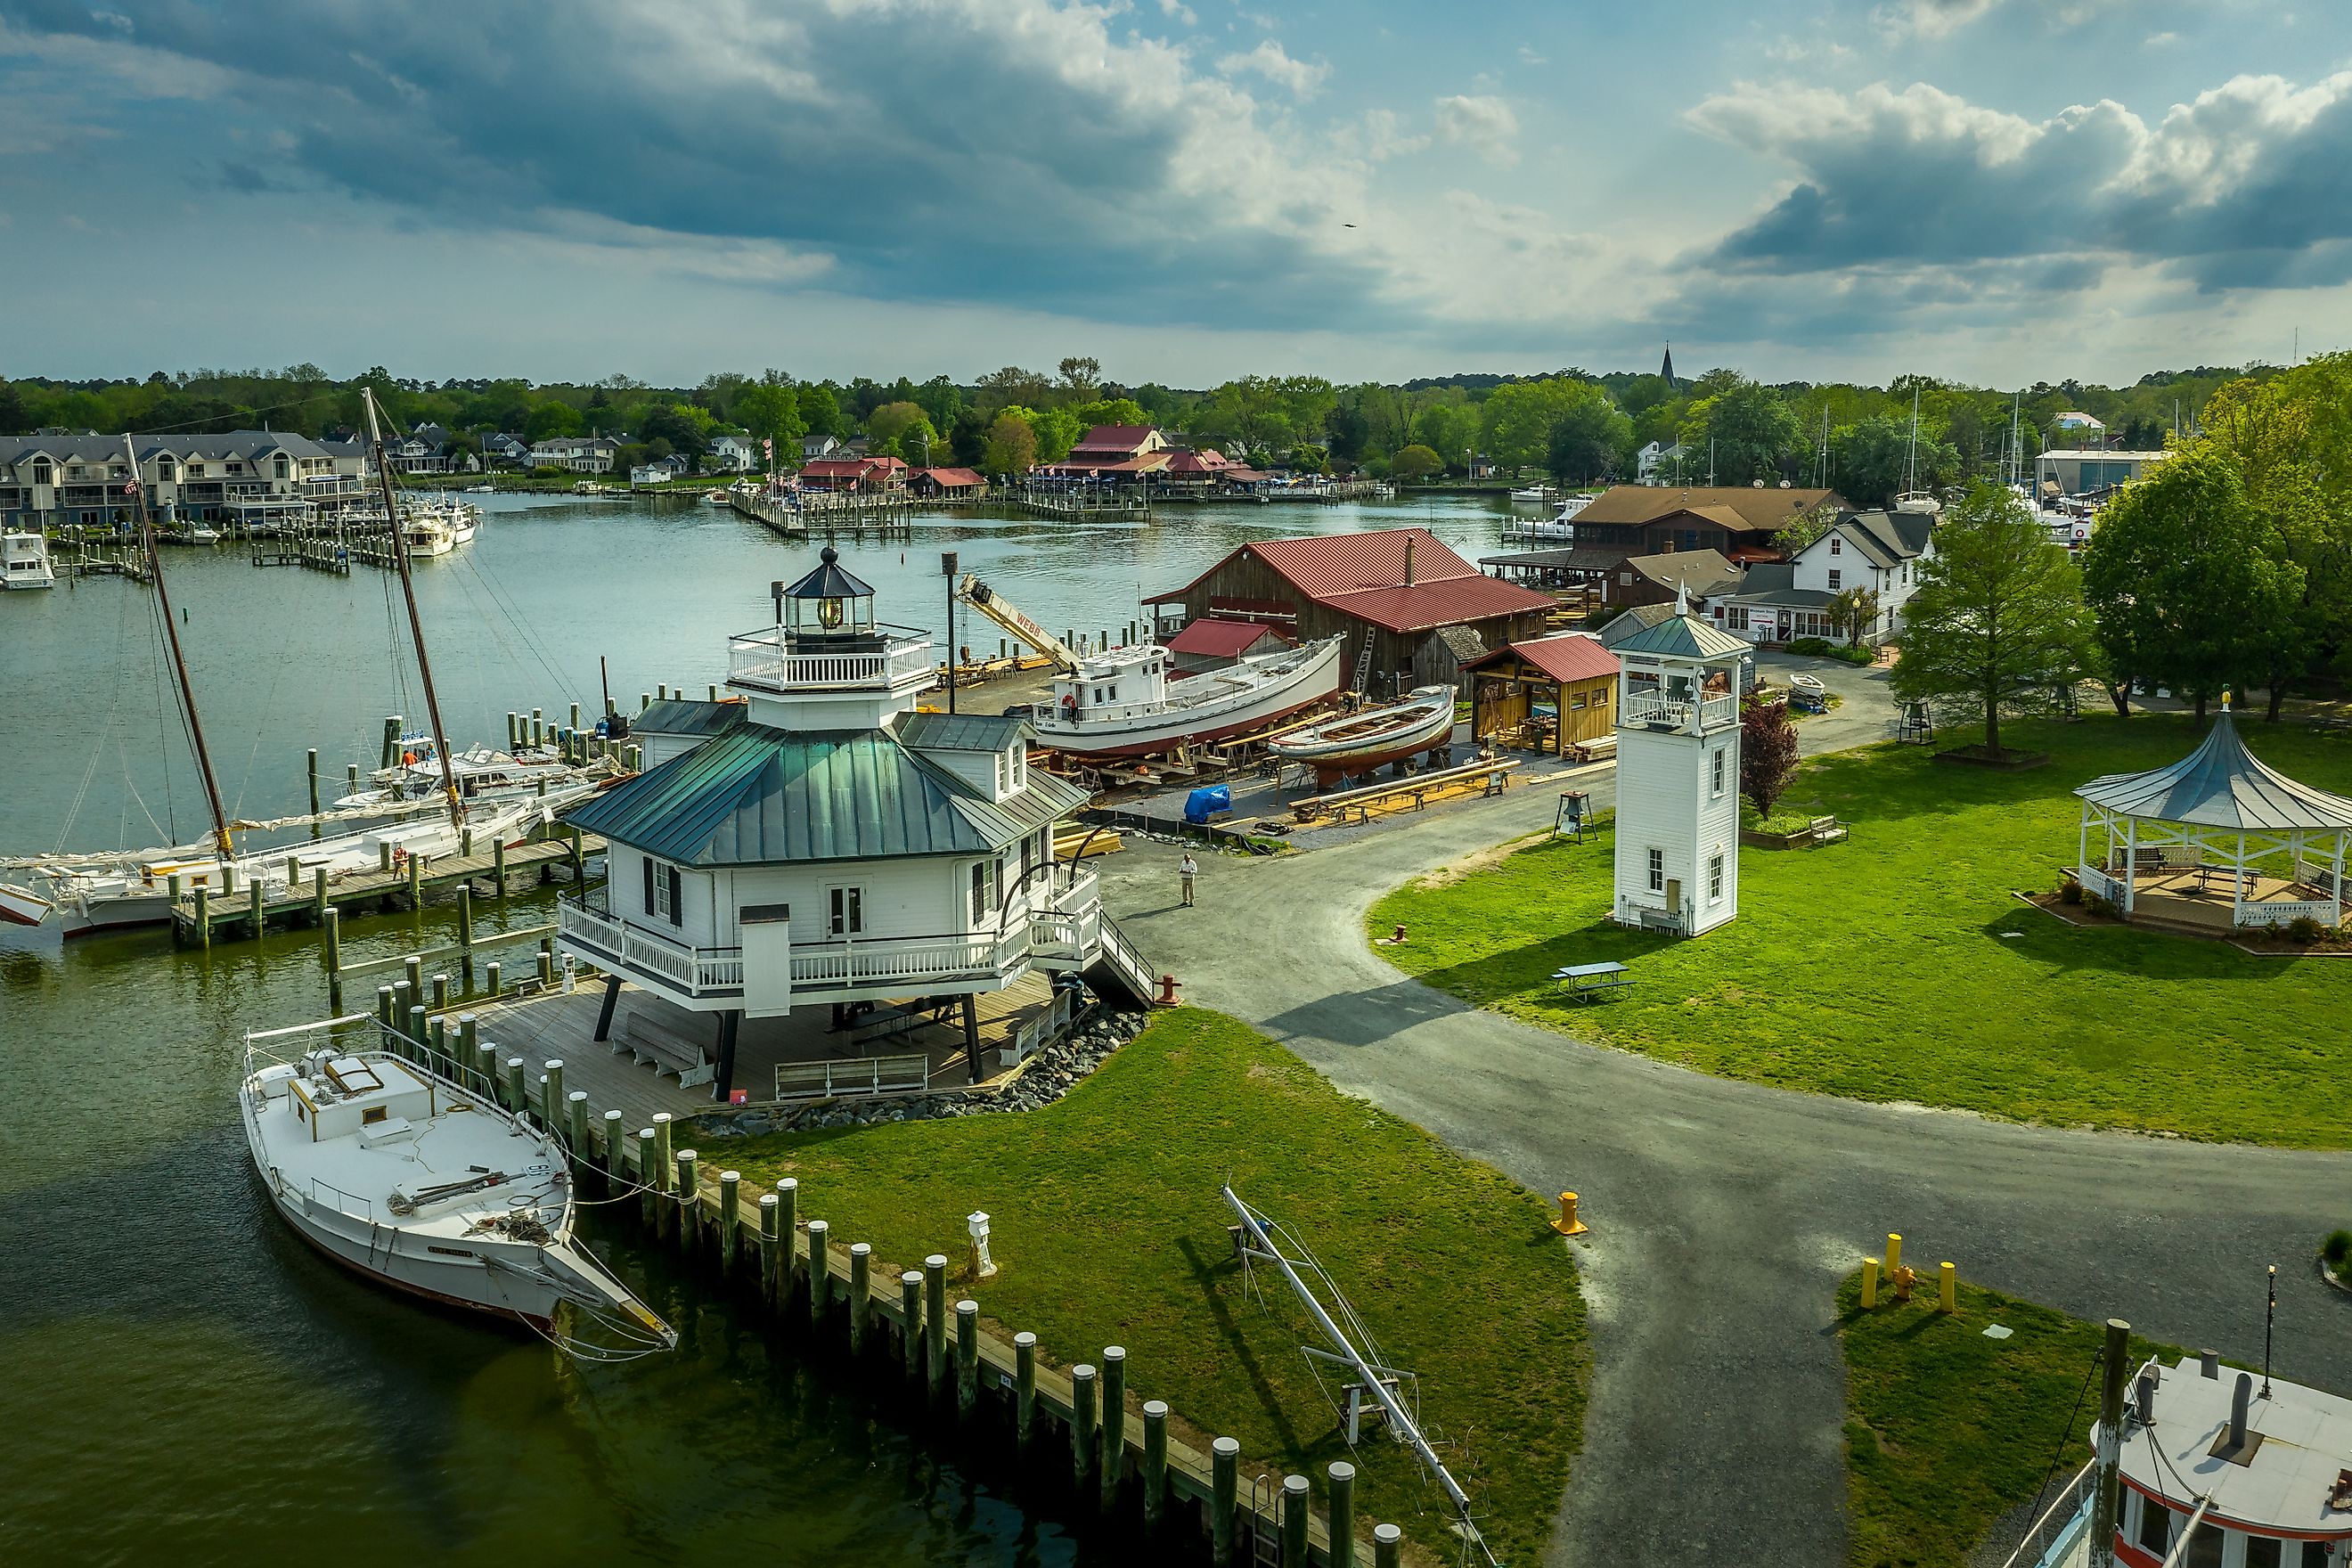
top-left (957, 573), bottom-right (1082, 674)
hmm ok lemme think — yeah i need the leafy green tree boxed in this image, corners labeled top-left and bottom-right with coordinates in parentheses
top-left (1681, 378), bottom-right (1801, 484)
top-left (733, 383), bottom-right (805, 470)
top-left (976, 365), bottom-right (1053, 417)
top-left (913, 375), bottom-right (965, 433)
top-left (525, 401), bottom-right (584, 442)
top-left (1831, 413), bottom-right (1960, 508)
top-left (1290, 444), bottom-right (1329, 474)
top-left (640, 404), bottom-right (711, 471)
top-left (0, 380), bottom-right (27, 435)
top-left (796, 383), bottom-right (843, 440)
top-left (865, 401), bottom-right (929, 448)
top-left (1391, 444), bottom-right (1442, 484)
top-left (1066, 396), bottom-right (1150, 433)
top-left (1411, 404), bottom-right (1481, 472)
top-left (1891, 482), bottom-right (2094, 754)
top-left (2082, 446), bottom-right (2302, 720)
top-left (1826, 585), bottom-right (1882, 647)
top-left (1546, 393), bottom-right (1633, 486)
top-left (980, 412), bottom-right (1038, 477)
top-left (1057, 356), bottom-right (1103, 401)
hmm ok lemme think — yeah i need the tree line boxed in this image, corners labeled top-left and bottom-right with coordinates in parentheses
top-left (0, 356), bottom-right (2282, 492)
top-left (1888, 355), bottom-right (2352, 753)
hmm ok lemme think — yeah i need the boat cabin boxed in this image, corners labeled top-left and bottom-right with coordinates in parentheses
top-left (3, 531), bottom-right (54, 589)
top-left (266, 1052), bottom-right (438, 1146)
top-left (1051, 644), bottom-right (1173, 728)
top-left (2113, 1356), bottom-right (2352, 1565)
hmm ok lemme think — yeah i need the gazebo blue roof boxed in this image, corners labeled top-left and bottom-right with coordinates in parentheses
top-left (2074, 715), bottom-right (2352, 833)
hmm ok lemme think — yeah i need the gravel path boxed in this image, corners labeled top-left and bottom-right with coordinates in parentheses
top-left (1091, 698), bottom-right (2352, 1566)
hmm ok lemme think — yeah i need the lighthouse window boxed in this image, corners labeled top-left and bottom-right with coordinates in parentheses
top-left (1711, 748), bottom-right (1726, 796)
top-left (1709, 853), bottom-right (1724, 901)
top-left (1646, 848), bottom-right (1663, 893)
top-left (827, 886), bottom-right (863, 936)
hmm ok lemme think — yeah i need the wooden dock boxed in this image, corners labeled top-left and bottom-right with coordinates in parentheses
top-left (731, 491), bottom-right (919, 539)
top-left (170, 829), bottom-right (604, 947)
top-left (1008, 489), bottom-right (1150, 522)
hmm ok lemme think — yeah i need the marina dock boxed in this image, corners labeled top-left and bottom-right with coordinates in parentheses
top-left (170, 828), bottom-right (604, 947)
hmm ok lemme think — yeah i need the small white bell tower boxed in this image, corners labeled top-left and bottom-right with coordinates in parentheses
top-left (1611, 587), bottom-right (1747, 936)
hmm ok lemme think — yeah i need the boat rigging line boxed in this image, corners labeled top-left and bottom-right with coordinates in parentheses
top-left (364, 389), bottom-right (465, 829)
top-left (126, 433), bottom-right (234, 860)
top-left (1221, 1183), bottom-right (1495, 1565)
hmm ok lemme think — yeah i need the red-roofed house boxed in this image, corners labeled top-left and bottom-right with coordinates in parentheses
top-left (797, 456), bottom-right (907, 493)
top-left (1041, 424), bottom-right (1176, 482)
top-left (1164, 617), bottom-right (1291, 675)
top-left (1148, 528), bottom-right (1556, 697)
top-left (1462, 633), bottom-right (1621, 755)
top-left (910, 466), bottom-right (987, 499)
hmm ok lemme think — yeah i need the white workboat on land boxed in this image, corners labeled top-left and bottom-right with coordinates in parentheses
top-left (241, 1018), bottom-right (674, 1350)
top-left (1269, 685), bottom-right (1458, 788)
top-left (1033, 634), bottom-right (1346, 758)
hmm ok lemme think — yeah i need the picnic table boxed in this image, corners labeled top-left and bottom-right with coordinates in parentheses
top-left (1551, 960), bottom-right (1632, 1003)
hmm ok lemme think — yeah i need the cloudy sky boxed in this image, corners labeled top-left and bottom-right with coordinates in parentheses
top-left (3, 0), bottom-right (2346, 388)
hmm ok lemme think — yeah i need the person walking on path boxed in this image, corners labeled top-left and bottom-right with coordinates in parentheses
top-left (1179, 852), bottom-right (1198, 907)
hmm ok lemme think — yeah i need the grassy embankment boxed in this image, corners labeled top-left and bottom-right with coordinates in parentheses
top-left (712, 1008), bottom-right (1586, 1565)
top-left (1837, 1270), bottom-right (2186, 1568)
top-left (1368, 715), bottom-right (2352, 1147)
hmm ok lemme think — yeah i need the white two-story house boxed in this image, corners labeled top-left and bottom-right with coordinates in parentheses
top-left (557, 548), bottom-right (1150, 1101)
top-left (1714, 505), bottom-right (1936, 647)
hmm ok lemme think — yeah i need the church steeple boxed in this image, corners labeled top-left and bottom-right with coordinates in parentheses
top-left (1661, 341), bottom-right (1677, 389)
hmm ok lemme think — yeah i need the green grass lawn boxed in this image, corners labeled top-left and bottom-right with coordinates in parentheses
top-left (1838, 1271), bottom-right (2183, 1568)
top-left (711, 1008), bottom-right (1585, 1564)
top-left (1368, 715), bottom-right (2352, 1147)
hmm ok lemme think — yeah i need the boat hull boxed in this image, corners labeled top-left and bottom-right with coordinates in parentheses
top-left (1035, 638), bottom-right (1344, 758)
top-left (0, 883), bottom-right (53, 926)
top-left (1269, 690), bottom-right (1458, 787)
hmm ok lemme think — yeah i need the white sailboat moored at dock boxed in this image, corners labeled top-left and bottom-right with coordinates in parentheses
top-left (241, 1017), bottom-right (674, 1350)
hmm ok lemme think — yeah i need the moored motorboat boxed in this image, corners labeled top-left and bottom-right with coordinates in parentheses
top-left (241, 1017), bottom-right (674, 1351)
top-left (1032, 635), bottom-right (1346, 757)
top-left (3, 531), bottom-right (56, 589)
top-left (1268, 685), bottom-right (1458, 788)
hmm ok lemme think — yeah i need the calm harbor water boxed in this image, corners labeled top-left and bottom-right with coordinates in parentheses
top-left (0, 492), bottom-right (1517, 1567)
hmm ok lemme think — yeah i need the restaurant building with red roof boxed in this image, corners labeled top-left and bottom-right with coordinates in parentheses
top-left (797, 455), bottom-right (908, 493)
top-left (1147, 527), bottom-right (1556, 698)
top-left (909, 466), bottom-right (987, 499)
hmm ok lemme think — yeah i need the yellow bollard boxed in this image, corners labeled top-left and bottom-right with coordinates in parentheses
top-left (1551, 1191), bottom-right (1588, 1237)
top-left (1886, 1231), bottom-right (1903, 1280)
top-left (1939, 1262), bottom-right (1956, 1314)
top-left (1861, 1258), bottom-right (1880, 1309)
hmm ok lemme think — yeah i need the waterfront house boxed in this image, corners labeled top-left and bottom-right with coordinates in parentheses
top-left (1713, 506), bottom-right (1935, 645)
top-left (529, 436), bottom-right (622, 474)
top-left (554, 548), bottom-right (1147, 1100)
top-left (0, 429), bottom-right (358, 530)
top-left (1564, 484), bottom-right (1844, 563)
top-left (706, 434), bottom-right (761, 473)
top-left (799, 456), bottom-right (906, 493)
top-left (801, 434), bottom-right (841, 463)
top-left (482, 432), bottom-right (533, 469)
top-left (1636, 442), bottom-right (1695, 484)
top-left (1041, 424), bottom-right (1175, 485)
top-left (910, 466), bottom-right (987, 499)
top-left (1147, 528), bottom-right (1556, 698)
top-left (1464, 633), bottom-right (1620, 755)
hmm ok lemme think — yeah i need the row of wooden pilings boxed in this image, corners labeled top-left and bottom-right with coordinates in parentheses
top-left (372, 993), bottom-right (1409, 1568)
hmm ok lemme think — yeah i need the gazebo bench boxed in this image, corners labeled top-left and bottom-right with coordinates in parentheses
top-left (1805, 814), bottom-right (1847, 845)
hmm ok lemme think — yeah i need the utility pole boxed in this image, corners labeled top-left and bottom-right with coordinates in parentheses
top-left (942, 551), bottom-right (959, 715)
top-left (2090, 1318), bottom-right (2130, 1568)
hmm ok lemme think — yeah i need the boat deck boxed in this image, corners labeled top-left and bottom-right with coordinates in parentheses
top-left (465, 971), bottom-right (1054, 1127)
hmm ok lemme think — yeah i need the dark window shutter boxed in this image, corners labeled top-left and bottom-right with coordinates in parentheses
top-left (667, 865), bottom-right (683, 927)
top-left (641, 855), bottom-right (655, 915)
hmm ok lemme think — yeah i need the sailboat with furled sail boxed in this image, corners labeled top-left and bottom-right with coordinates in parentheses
top-left (9, 412), bottom-right (595, 935)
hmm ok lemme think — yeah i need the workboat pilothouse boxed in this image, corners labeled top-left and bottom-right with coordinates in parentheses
top-left (241, 1017), bottom-right (674, 1351)
top-left (1031, 634), bottom-right (1346, 757)
top-left (3, 530), bottom-right (55, 589)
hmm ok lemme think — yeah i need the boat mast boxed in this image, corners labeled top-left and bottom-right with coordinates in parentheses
top-left (126, 435), bottom-right (234, 860)
top-left (364, 390), bottom-right (465, 827)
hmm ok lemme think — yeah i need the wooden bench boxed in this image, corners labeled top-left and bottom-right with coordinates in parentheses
top-left (1806, 814), bottom-right (1848, 845)
top-left (617, 1009), bottom-right (715, 1089)
top-left (848, 998), bottom-right (953, 1049)
top-left (1552, 960), bottom-right (1632, 1003)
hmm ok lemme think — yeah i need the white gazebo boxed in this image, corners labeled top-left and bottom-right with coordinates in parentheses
top-left (2073, 709), bottom-right (2352, 933)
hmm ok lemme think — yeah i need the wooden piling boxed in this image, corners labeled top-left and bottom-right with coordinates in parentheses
top-left (1015, 1333), bottom-right (1038, 1453)
top-left (651, 1114), bottom-right (675, 1234)
top-left (1071, 1364), bottom-right (1098, 1487)
top-left (543, 1059), bottom-right (564, 1123)
top-left (392, 979), bottom-right (412, 1027)
top-left (248, 876), bottom-right (265, 937)
top-left (1099, 1345), bottom-right (1126, 1507)
top-left (1327, 1462), bottom-right (1356, 1568)
top-left (1141, 1401), bottom-right (1168, 1526)
top-left (431, 973), bottom-right (449, 1012)
top-left (380, 715), bottom-right (401, 771)
top-left (537, 949), bottom-right (553, 986)
top-left (757, 1193), bottom-right (781, 1300)
top-left (323, 909), bottom-right (343, 1011)
top-left (313, 867), bottom-right (329, 925)
top-left (674, 1149), bottom-right (699, 1252)
top-left (493, 836), bottom-right (507, 900)
top-left (306, 748), bottom-right (320, 820)
top-left (486, 960), bottom-right (501, 999)
top-left (1210, 1436), bottom-right (1239, 1564)
top-left (923, 1254), bottom-right (949, 1392)
top-left (457, 1013), bottom-right (478, 1066)
top-left (900, 1272), bottom-right (923, 1379)
top-left (504, 1056), bottom-right (526, 1118)
top-left (406, 1006), bottom-right (427, 1058)
top-left (807, 1221), bottom-right (830, 1325)
top-left (405, 853), bottom-right (422, 911)
top-left (717, 1170), bottom-right (740, 1270)
top-left (955, 1300), bottom-right (979, 1417)
top-left (404, 954), bottom-right (422, 996)
top-left (195, 885), bottom-right (210, 949)
top-left (475, 1039), bottom-right (498, 1095)
top-left (457, 885), bottom-right (473, 953)
top-left (849, 1244), bottom-right (872, 1349)
top-left (568, 1090), bottom-right (589, 1158)
top-left (635, 1127), bottom-right (657, 1224)
top-left (603, 1110), bottom-right (625, 1185)
top-left (774, 1178), bottom-right (799, 1301)
top-left (375, 984), bottom-right (394, 1029)
top-left (1372, 1523), bottom-right (1401, 1568)
top-left (1282, 1475), bottom-right (1310, 1566)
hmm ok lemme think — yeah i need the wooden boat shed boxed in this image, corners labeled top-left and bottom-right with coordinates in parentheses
top-left (1147, 529), bottom-right (1556, 700)
top-left (1464, 633), bottom-right (1620, 755)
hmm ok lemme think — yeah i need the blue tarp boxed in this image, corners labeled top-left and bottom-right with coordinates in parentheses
top-left (1183, 785), bottom-right (1232, 824)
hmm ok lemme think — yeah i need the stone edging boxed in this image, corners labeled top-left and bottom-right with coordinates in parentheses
top-left (689, 1008), bottom-right (1154, 1139)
